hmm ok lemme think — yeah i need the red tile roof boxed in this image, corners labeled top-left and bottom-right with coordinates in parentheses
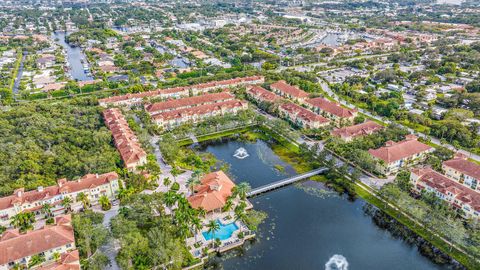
top-left (152, 99), bottom-right (247, 122)
top-left (270, 80), bottom-right (309, 99)
top-left (306, 97), bottom-right (357, 118)
top-left (332, 121), bottom-right (384, 139)
top-left (246, 85), bottom-right (281, 102)
top-left (443, 158), bottom-right (480, 180)
top-left (145, 91), bottom-right (235, 115)
top-left (0, 215), bottom-right (75, 265)
top-left (279, 102), bottom-right (330, 125)
top-left (412, 168), bottom-right (480, 212)
top-left (103, 108), bottom-right (147, 168)
top-left (98, 76), bottom-right (264, 105)
top-left (368, 136), bottom-right (432, 163)
top-left (188, 171), bottom-right (235, 212)
top-left (37, 250), bottom-right (80, 270)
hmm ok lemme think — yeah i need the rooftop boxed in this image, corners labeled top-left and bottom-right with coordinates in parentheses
top-left (368, 135), bottom-right (432, 163)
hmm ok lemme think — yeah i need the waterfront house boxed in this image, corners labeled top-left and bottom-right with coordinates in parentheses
top-left (410, 167), bottom-right (480, 219)
top-left (443, 154), bottom-right (480, 192)
top-left (187, 171), bottom-right (235, 213)
top-left (278, 102), bottom-right (330, 129)
top-left (0, 172), bottom-right (120, 227)
top-left (103, 108), bottom-right (147, 171)
top-left (270, 80), bottom-right (309, 103)
top-left (305, 97), bottom-right (357, 126)
top-left (332, 121), bottom-right (384, 142)
top-left (368, 135), bottom-right (433, 175)
top-left (0, 215), bottom-right (79, 269)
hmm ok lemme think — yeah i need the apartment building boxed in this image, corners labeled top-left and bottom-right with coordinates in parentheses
top-left (270, 80), bottom-right (309, 103)
top-left (443, 154), bottom-right (480, 192)
top-left (279, 102), bottom-right (330, 129)
top-left (332, 121), bottom-right (384, 142)
top-left (305, 97), bottom-right (357, 126)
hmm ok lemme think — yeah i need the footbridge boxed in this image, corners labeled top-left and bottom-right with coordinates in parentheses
top-left (247, 168), bottom-right (329, 197)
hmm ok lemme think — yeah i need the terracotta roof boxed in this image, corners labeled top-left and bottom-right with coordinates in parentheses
top-left (270, 80), bottom-right (309, 99)
top-left (443, 158), bottom-right (480, 180)
top-left (306, 97), bottom-right (357, 118)
top-left (187, 171), bottom-right (235, 212)
top-left (152, 99), bottom-right (247, 122)
top-left (332, 121), bottom-right (383, 139)
top-left (279, 102), bottom-right (329, 125)
top-left (412, 168), bottom-right (480, 212)
top-left (0, 215), bottom-right (75, 265)
top-left (145, 91), bottom-right (235, 114)
top-left (103, 108), bottom-right (147, 168)
top-left (0, 173), bottom-right (118, 211)
top-left (368, 136), bottom-right (432, 163)
top-left (98, 76), bottom-right (264, 105)
top-left (37, 250), bottom-right (80, 270)
top-left (246, 85), bottom-right (281, 102)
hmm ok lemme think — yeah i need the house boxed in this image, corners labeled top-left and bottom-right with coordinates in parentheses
top-left (410, 168), bottom-right (480, 219)
top-left (103, 108), bottom-right (147, 171)
top-left (305, 97), bottom-right (357, 126)
top-left (368, 135), bottom-right (433, 175)
top-left (145, 91), bottom-right (235, 116)
top-left (246, 85), bottom-right (282, 104)
top-left (278, 102), bottom-right (330, 129)
top-left (0, 215), bottom-right (79, 269)
top-left (152, 99), bottom-right (248, 129)
top-left (0, 172), bottom-right (120, 227)
top-left (187, 171), bottom-right (235, 213)
top-left (443, 154), bottom-right (480, 192)
top-left (332, 121), bottom-right (384, 142)
top-left (270, 80), bottom-right (309, 103)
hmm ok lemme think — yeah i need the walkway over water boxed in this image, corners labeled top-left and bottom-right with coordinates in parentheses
top-left (247, 168), bottom-right (329, 197)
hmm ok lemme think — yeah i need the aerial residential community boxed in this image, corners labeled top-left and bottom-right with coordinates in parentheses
top-left (0, 0), bottom-right (479, 269)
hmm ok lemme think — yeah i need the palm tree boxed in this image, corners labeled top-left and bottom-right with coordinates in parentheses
top-left (99, 195), bottom-right (111, 211)
top-left (163, 191), bottom-right (178, 208)
top-left (191, 217), bottom-right (202, 243)
top-left (61, 197), bottom-right (73, 213)
top-left (42, 203), bottom-right (52, 218)
top-left (170, 166), bottom-right (181, 183)
top-left (206, 220), bottom-right (220, 249)
top-left (76, 192), bottom-right (90, 210)
top-left (222, 198), bottom-right (233, 212)
top-left (186, 176), bottom-right (201, 195)
top-left (234, 182), bottom-right (251, 200)
top-left (10, 212), bottom-right (35, 232)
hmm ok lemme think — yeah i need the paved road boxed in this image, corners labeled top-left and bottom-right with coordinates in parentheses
top-left (99, 205), bottom-right (120, 270)
top-left (317, 79), bottom-right (480, 162)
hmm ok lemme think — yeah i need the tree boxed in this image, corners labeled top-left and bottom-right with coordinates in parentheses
top-left (170, 166), bottom-right (181, 183)
top-left (191, 217), bottom-right (202, 243)
top-left (395, 170), bottom-right (412, 192)
top-left (10, 212), bottom-right (35, 232)
top-left (206, 220), bottom-right (220, 248)
top-left (76, 192), bottom-right (91, 210)
top-left (61, 197), bottom-right (73, 213)
top-left (42, 203), bottom-right (53, 218)
top-left (99, 195), bottom-right (111, 211)
top-left (186, 175), bottom-right (201, 195)
top-left (234, 182), bottom-right (251, 200)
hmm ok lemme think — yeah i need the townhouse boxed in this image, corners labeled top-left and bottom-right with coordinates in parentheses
top-left (98, 76), bottom-right (264, 107)
top-left (0, 172), bottom-right (120, 227)
top-left (368, 135), bottom-right (433, 175)
top-left (279, 102), bottom-right (330, 129)
top-left (246, 85), bottom-right (282, 104)
top-left (145, 91), bottom-right (235, 116)
top-left (443, 154), bottom-right (480, 192)
top-left (410, 168), bottom-right (480, 219)
top-left (0, 215), bottom-right (79, 270)
top-left (103, 108), bottom-right (147, 171)
top-left (305, 97), bottom-right (357, 126)
top-left (332, 121), bottom-right (384, 142)
top-left (188, 171), bottom-right (235, 213)
top-left (270, 80), bottom-right (309, 103)
top-left (152, 99), bottom-right (248, 129)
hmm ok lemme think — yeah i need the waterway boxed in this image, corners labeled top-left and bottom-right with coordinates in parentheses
top-left (52, 31), bottom-right (93, 81)
top-left (198, 138), bottom-right (452, 270)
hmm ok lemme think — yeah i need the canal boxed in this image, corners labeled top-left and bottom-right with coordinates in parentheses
top-left (198, 138), bottom-right (451, 270)
top-left (52, 31), bottom-right (93, 81)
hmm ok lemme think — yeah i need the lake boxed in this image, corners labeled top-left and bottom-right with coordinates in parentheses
top-left (198, 138), bottom-right (451, 270)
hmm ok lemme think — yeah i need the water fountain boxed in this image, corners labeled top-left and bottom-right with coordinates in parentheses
top-left (325, 254), bottom-right (349, 270)
top-left (233, 147), bottom-right (249, 159)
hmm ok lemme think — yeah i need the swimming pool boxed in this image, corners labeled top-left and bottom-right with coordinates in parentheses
top-left (202, 220), bottom-right (239, 241)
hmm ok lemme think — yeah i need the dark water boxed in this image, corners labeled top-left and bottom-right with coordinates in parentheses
top-left (200, 139), bottom-right (448, 270)
top-left (52, 32), bottom-right (93, 81)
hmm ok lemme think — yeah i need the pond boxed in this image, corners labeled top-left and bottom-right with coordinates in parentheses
top-left (198, 138), bottom-right (451, 270)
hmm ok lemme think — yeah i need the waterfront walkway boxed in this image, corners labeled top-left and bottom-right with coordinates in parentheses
top-left (247, 167), bottom-right (328, 197)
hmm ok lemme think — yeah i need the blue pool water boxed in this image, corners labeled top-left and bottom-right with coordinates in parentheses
top-left (202, 220), bottom-right (239, 241)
